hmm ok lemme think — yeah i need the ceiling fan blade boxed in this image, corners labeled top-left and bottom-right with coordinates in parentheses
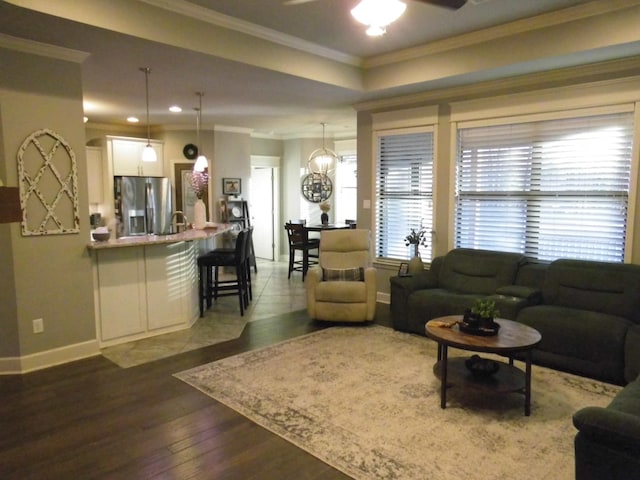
top-left (414, 0), bottom-right (467, 10)
top-left (283, 0), bottom-right (318, 5)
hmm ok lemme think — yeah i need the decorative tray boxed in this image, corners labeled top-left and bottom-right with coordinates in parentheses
top-left (459, 321), bottom-right (500, 336)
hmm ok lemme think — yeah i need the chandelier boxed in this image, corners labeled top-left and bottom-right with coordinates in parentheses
top-left (308, 123), bottom-right (338, 176)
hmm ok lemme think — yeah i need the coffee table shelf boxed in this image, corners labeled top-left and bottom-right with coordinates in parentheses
top-left (433, 358), bottom-right (525, 394)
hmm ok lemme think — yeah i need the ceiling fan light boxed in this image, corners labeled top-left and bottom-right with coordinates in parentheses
top-left (351, 0), bottom-right (406, 29)
top-left (366, 25), bottom-right (386, 36)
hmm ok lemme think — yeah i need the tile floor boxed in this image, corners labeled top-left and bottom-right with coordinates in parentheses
top-left (101, 259), bottom-right (307, 368)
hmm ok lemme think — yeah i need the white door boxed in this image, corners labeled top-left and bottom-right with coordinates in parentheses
top-left (250, 167), bottom-right (274, 260)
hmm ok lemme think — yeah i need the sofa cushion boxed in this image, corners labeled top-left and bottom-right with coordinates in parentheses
top-left (625, 325), bottom-right (640, 383)
top-left (543, 260), bottom-right (640, 323)
top-left (517, 305), bottom-right (632, 384)
top-left (437, 248), bottom-right (524, 295)
top-left (406, 289), bottom-right (485, 333)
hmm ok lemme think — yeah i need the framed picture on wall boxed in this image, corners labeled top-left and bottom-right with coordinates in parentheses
top-left (223, 177), bottom-right (242, 195)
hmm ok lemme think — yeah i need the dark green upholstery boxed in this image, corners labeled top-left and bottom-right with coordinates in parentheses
top-left (390, 249), bottom-right (525, 335)
top-left (518, 259), bottom-right (640, 385)
top-left (573, 377), bottom-right (640, 480)
top-left (390, 248), bottom-right (640, 385)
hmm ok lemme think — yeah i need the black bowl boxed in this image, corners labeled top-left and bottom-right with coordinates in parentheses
top-left (465, 355), bottom-right (500, 377)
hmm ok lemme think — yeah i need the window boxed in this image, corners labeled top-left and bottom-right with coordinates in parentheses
top-left (376, 129), bottom-right (434, 261)
top-left (335, 154), bottom-right (357, 224)
top-left (455, 111), bottom-right (634, 262)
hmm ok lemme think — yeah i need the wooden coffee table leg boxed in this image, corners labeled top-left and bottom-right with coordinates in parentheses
top-left (440, 344), bottom-right (448, 409)
top-left (524, 349), bottom-right (532, 416)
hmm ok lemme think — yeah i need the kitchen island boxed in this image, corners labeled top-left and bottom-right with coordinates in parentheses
top-left (88, 225), bottom-right (233, 347)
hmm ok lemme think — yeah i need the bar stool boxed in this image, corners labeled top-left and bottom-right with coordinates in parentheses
top-left (198, 228), bottom-right (251, 316)
top-left (285, 222), bottom-right (319, 280)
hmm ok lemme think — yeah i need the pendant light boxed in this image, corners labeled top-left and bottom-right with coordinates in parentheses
top-left (140, 67), bottom-right (157, 163)
top-left (308, 123), bottom-right (338, 176)
top-left (193, 92), bottom-right (208, 172)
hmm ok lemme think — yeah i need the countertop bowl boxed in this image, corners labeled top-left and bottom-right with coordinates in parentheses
top-left (92, 232), bottom-right (110, 241)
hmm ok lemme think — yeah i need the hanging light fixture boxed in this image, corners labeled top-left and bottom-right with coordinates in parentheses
top-left (308, 123), bottom-right (338, 176)
top-left (351, 0), bottom-right (407, 36)
top-left (193, 92), bottom-right (208, 173)
top-left (139, 67), bottom-right (157, 163)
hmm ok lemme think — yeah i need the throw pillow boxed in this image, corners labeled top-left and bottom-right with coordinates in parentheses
top-left (322, 267), bottom-right (364, 281)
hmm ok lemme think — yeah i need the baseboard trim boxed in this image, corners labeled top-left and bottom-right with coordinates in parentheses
top-left (0, 340), bottom-right (101, 375)
top-left (377, 292), bottom-right (390, 304)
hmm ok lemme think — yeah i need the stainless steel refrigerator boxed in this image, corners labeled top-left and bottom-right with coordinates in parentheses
top-left (114, 176), bottom-right (172, 237)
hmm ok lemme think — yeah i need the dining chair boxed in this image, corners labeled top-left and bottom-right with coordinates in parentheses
top-left (285, 222), bottom-right (319, 280)
top-left (345, 219), bottom-right (357, 229)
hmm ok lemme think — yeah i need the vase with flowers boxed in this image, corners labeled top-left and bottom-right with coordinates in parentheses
top-left (319, 201), bottom-right (330, 225)
top-left (404, 225), bottom-right (428, 274)
top-left (190, 169), bottom-right (209, 229)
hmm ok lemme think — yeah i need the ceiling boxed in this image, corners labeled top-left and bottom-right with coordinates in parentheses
top-left (0, 0), bottom-right (635, 138)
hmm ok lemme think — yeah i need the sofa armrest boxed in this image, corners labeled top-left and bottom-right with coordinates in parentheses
top-left (495, 285), bottom-right (542, 303)
top-left (573, 406), bottom-right (640, 449)
top-left (390, 270), bottom-right (438, 332)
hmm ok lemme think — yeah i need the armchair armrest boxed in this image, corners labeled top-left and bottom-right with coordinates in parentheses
top-left (573, 406), bottom-right (640, 449)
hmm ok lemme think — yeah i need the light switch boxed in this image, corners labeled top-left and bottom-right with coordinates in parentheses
top-left (363, 199), bottom-right (371, 209)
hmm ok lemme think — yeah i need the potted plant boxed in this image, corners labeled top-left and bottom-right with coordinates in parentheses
top-left (465, 298), bottom-right (500, 330)
top-left (404, 225), bottom-right (428, 274)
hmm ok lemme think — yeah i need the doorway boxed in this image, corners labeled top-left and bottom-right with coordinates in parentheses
top-left (250, 163), bottom-right (279, 261)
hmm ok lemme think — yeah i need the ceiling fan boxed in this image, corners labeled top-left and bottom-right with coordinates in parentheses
top-left (284, 0), bottom-right (467, 9)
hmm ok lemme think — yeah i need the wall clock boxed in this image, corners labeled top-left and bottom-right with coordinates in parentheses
top-left (183, 143), bottom-right (198, 160)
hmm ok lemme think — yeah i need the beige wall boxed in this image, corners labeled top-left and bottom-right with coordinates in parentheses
top-left (0, 49), bottom-right (96, 363)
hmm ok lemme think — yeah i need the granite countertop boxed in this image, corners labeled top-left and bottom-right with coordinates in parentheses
top-left (87, 224), bottom-right (233, 250)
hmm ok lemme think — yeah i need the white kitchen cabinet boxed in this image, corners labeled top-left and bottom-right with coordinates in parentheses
top-left (93, 240), bottom-right (200, 346)
top-left (108, 136), bottom-right (164, 177)
top-left (86, 146), bottom-right (104, 204)
top-left (96, 247), bottom-right (147, 342)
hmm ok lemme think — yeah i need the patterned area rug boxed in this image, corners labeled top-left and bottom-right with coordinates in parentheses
top-left (175, 325), bottom-right (620, 480)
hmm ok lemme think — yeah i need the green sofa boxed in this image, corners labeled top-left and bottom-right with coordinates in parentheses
top-left (573, 376), bottom-right (640, 480)
top-left (390, 248), bottom-right (640, 385)
top-left (391, 247), bottom-right (640, 478)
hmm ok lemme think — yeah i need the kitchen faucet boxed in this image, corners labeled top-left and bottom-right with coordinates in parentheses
top-left (171, 211), bottom-right (188, 233)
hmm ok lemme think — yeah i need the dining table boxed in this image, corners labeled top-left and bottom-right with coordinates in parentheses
top-left (303, 223), bottom-right (353, 232)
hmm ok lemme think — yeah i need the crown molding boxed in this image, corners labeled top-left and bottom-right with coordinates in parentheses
top-left (140, 0), bottom-right (362, 67)
top-left (354, 55), bottom-right (640, 112)
top-left (363, 0), bottom-right (639, 69)
top-left (0, 33), bottom-right (89, 63)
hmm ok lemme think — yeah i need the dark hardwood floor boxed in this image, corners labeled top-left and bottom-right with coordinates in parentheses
top-left (0, 304), bottom-right (392, 479)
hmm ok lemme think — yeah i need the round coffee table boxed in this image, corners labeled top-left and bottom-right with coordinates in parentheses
top-left (425, 316), bottom-right (542, 416)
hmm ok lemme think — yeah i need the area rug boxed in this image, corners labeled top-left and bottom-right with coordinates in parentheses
top-left (174, 325), bottom-right (620, 480)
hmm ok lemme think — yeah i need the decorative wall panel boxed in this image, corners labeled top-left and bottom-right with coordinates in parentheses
top-left (17, 129), bottom-right (79, 236)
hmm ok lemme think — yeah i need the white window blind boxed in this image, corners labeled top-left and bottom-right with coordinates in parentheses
top-left (455, 112), bottom-right (633, 262)
top-left (376, 130), bottom-right (433, 261)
